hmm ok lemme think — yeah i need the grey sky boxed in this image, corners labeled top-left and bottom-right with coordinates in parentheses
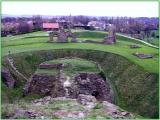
top-left (2, 1), bottom-right (158, 17)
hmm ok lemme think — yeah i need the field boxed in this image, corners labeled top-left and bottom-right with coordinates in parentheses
top-left (2, 30), bottom-right (159, 73)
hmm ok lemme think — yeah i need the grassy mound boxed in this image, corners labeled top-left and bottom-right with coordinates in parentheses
top-left (2, 49), bottom-right (158, 118)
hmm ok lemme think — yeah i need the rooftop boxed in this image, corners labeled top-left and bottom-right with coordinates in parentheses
top-left (43, 23), bottom-right (59, 29)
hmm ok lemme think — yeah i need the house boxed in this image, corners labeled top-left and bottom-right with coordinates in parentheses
top-left (56, 19), bottom-right (68, 29)
top-left (87, 21), bottom-right (106, 31)
top-left (43, 23), bottom-right (59, 31)
top-left (73, 24), bottom-right (93, 30)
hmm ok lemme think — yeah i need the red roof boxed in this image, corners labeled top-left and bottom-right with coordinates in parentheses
top-left (43, 23), bottom-right (59, 29)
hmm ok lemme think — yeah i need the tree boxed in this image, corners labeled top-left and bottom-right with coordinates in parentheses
top-left (140, 31), bottom-right (145, 40)
top-left (18, 21), bottom-right (31, 34)
top-left (151, 32), bottom-right (155, 38)
top-left (32, 15), bottom-right (43, 31)
top-left (75, 16), bottom-right (90, 25)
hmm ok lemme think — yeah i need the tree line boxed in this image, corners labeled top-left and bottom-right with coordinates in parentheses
top-left (1, 15), bottom-right (159, 40)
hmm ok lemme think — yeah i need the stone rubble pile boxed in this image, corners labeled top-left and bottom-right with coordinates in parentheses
top-left (32, 96), bottom-right (52, 105)
top-left (48, 28), bottom-right (77, 43)
top-left (133, 53), bottom-right (153, 59)
top-left (77, 94), bottom-right (97, 109)
top-left (13, 109), bottom-right (45, 119)
top-left (27, 74), bottom-right (65, 96)
top-left (102, 101), bottom-right (134, 119)
top-left (129, 44), bottom-right (141, 48)
top-left (53, 110), bottom-right (85, 119)
top-left (8, 95), bottom-right (135, 119)
top-left (72, 72), bottom-right (113, 102)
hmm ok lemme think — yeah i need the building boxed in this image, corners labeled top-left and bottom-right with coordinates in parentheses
top-left (43, 23), bottom-right (59, 31)
top-left (87, 21), bottom-right (106, 31)
top-left (56, 19), bottom-right (68, 29)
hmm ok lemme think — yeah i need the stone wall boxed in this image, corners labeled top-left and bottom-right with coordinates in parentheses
top-left (104, 25), bottom-right (116, 44)
top-left (26, 74), bottom-right (65, 97)
top-left (25, 71), bottom-right (112, 103)
top-left (48, 29), bottom-right (77, 43)
top-left (39, 63), bottom-right (63, 69)
top-left (68, 72), bottom-right (113, 102)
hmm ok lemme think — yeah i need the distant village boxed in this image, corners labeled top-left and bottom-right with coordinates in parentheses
top-left (1, 15), bottom-right (159, 40)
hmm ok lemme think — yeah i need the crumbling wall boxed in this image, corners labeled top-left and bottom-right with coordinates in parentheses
top-left (68, 72), bottom-right (113, 102)
top-left (26, 73), bottom-right (65, 97)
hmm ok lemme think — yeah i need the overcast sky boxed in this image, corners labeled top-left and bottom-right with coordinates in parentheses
top-left (2, 1), bottom-right (158, 17)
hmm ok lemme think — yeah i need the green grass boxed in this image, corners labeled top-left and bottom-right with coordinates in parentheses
top-left (2, 42), bottom-right (158, 73)
top-left (2, 30), bottom-right (158, 73)
top-left (146, 38), bottom-right (159, 46)
top-left (1, 36), bottom-right (48, 47)
top-left (1, 82), bottom-right (23, 103)
top-left (35, 69), bottom-right (59, 76)
top-left (42, 58), bottom-right (99, 76)
top-left (35, 58), bottom-right (99, 77)
top-left (1, 31), bottom-right (47, 41)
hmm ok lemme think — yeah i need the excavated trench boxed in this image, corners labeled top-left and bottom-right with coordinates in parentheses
top-left (22, 58), bottom-right (114, 102)
top-left (2, 49), bottom-right (159, 118)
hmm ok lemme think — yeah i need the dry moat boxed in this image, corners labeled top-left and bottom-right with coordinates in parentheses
top-left (2, 57), bottom-right (135, 119)
top-left (1, 49), bottom-right (158, 119)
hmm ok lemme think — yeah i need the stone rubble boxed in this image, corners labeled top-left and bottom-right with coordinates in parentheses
top-left (23, 63), bottom-right (66, 97)
top-left (48, 28), bottom-right (77, 43)
top-left (129, 44), bottom-right (141, 48)
top-left (102, 101), bottom-right (134, 119)
top-left (26, 73), bottom-right (65, 97)
top-left (133, 53), bottom-right (153, 59)
top-left (11, 95), bottom-right (136, 119)
top-left (13, 109), bottom-right (44, 119)
top-left (77, 94), bottom-right (97, 109)
top-left (25, 61), bottom-right (113, 102)
top-left (32, 96), bottom-right (52, 105)
top-left (72, 72), bottom-right (113, 102)
top-left (53, 110), bottom-right (85, 118)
